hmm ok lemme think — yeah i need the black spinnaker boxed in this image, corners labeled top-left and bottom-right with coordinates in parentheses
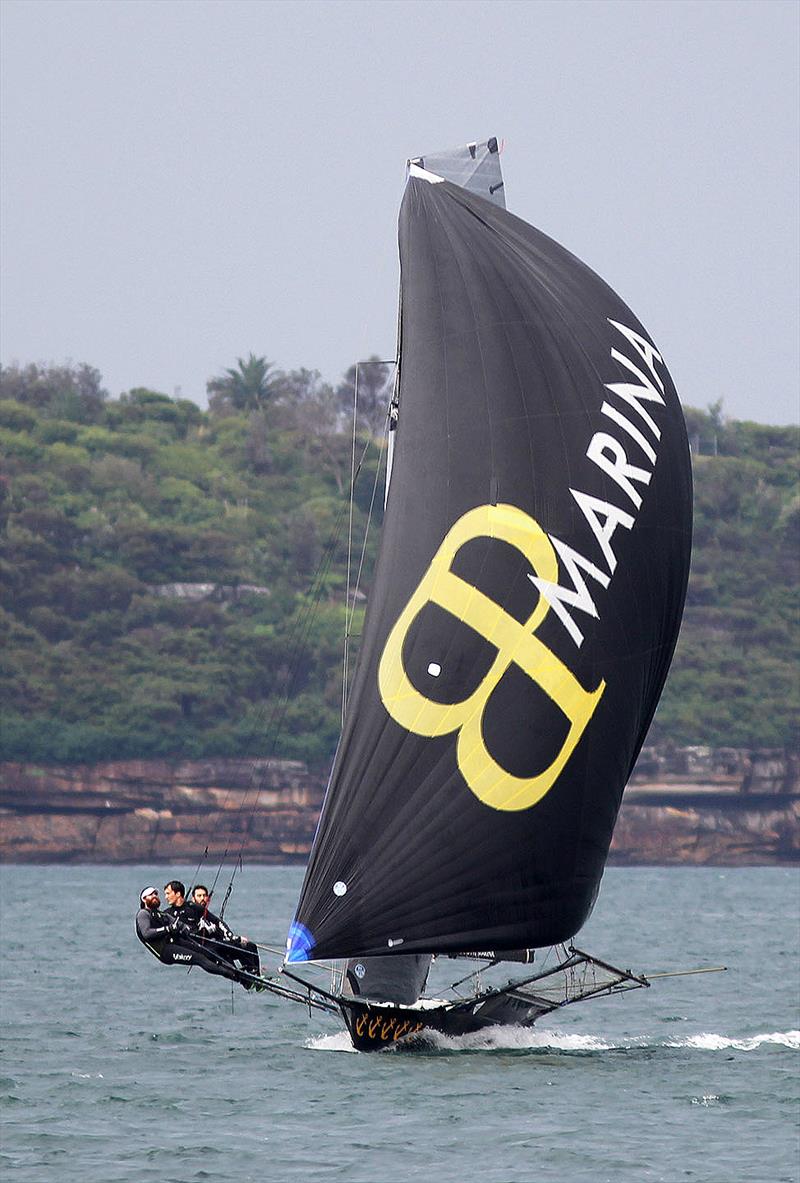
top-left (286, 154), bottom-right (692, 967)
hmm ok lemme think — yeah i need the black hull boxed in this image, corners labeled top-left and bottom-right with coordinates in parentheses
top-left (278, 946), bottom-right (652, 1052)
top-left (338, 992), bottom-right (552, 1052)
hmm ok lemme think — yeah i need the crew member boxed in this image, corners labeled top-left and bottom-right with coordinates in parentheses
top-left (135, 887), bottom-right (253, 989)
top-left (163, 880), bottom-right (200, 925)
top-left (189, 883), bottom-right (263, 985)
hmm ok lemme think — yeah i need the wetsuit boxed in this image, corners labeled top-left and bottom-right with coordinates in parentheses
top-left (163, 900), bottom-right (203, 928)
top-left (135, 905), bottom-right (248, 986)
top-left (192, 907), bottom-right (261, 980)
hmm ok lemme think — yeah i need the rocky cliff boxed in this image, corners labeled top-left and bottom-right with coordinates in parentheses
top-left (612, 745), bottom-right (799, 865)
top-left (0, 746), bottom-right (797, 865)
top-left (0, 758), bottom-right (323, 863)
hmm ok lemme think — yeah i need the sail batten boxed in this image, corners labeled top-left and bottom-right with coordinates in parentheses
top-left (287, 171), bottom-right (691, 965)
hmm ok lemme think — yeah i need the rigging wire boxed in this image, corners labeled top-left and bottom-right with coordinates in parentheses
top-left (342, 362), bottom-right (359, 727)
top-left (209, 370), bottom-right (394, 913)
top-left (179, 358), bottom-right (395, 927)
top-left (342, 370), bottom-right (394, 720)
top-left (342, 360), bottom-right (395, 723)
top-left (183, 462), bottom-right (353, 908)
top-left (209, 485), bottom-right (356, 910)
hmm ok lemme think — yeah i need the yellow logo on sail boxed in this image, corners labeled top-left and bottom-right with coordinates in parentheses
top-left (378, 504), bottom-right (605, 811)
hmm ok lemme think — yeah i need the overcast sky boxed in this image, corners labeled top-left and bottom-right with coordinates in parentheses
top-left (1, 0), bottom-right (798, 424)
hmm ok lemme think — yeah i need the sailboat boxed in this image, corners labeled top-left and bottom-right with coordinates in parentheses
top-left (274, 138), bottom-right (696, 1051)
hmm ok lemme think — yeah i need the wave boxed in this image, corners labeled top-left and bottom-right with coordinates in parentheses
top-left (304, 1027), bottom-right (800, 1054)
top-left (664, 1031), bottom-right (800, 1051)
top-left (304, 1031), bottom-right (359, 1053)
top-left (412, 1028), bottom-right (616, 1053)
top-left (306, 1027), bottom-right (623, 1054)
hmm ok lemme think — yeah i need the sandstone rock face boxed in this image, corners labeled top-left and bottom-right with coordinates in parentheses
top-left (0, 748), bottom-right (797, 864)
top-left (610, 801), bottom-right (800, 865)
top-left (611, 744), bottom-right (799, 864)
top-left (0, 758), bottom-right (323, 863)
top-left (629, 743), bottom-right (799, 795)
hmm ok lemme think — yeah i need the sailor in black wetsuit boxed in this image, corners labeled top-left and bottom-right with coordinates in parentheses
top-left (162, 880), bottom-right (200, 925)
top-left (135, 887), bottom-right (252, 989)
top-left (189, 883), bottom-right (262, 983)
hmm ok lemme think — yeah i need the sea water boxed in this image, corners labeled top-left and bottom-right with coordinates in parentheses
top-left (1, 865), bottom-right (797, 1183)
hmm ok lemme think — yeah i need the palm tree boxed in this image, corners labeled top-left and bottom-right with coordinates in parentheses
top-left (207, 354), bottom-right (275, 414)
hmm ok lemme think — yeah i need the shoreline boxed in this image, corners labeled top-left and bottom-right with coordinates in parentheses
top-left (1, 747), bottom-right (797, 866)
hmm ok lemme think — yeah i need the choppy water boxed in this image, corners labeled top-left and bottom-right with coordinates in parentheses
top-left (1, 865), bottom-right (797, 1182)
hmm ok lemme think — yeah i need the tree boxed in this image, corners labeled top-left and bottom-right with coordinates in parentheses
top-left (207, 354), bottom-right (276, 415)
top-left (334, 356), bottom-right (395, 437)
top-left (0, 362), bottom-right (107, 422)
top-left (271, 368), bottom-right (348, 491)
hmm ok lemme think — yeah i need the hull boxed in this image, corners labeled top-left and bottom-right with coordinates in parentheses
top-left (280, 944), bottom-right (651, 1052)
top-left (338, 992), bottom-right (552, 1052)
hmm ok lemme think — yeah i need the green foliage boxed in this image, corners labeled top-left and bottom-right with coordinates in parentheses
top-left (649, 425), bottom-right (799, 748)
top-left (0, 362), bottom-right (107, 422)
top-left (0, 426), bottom-right (42, 461)
top-left (34, 419), bottom-right (80, 445)
top-left (76, 425), bottom-right (119, 453)
top-left (0, 362), bottom-right (797, 766)
top-left (153, 442), bottom-right (215, 484)
top-left (0, 399), bottom-right (37, 432)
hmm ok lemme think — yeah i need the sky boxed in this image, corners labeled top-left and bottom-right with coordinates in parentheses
top-left (1, 0), bottom-right (798, 425)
